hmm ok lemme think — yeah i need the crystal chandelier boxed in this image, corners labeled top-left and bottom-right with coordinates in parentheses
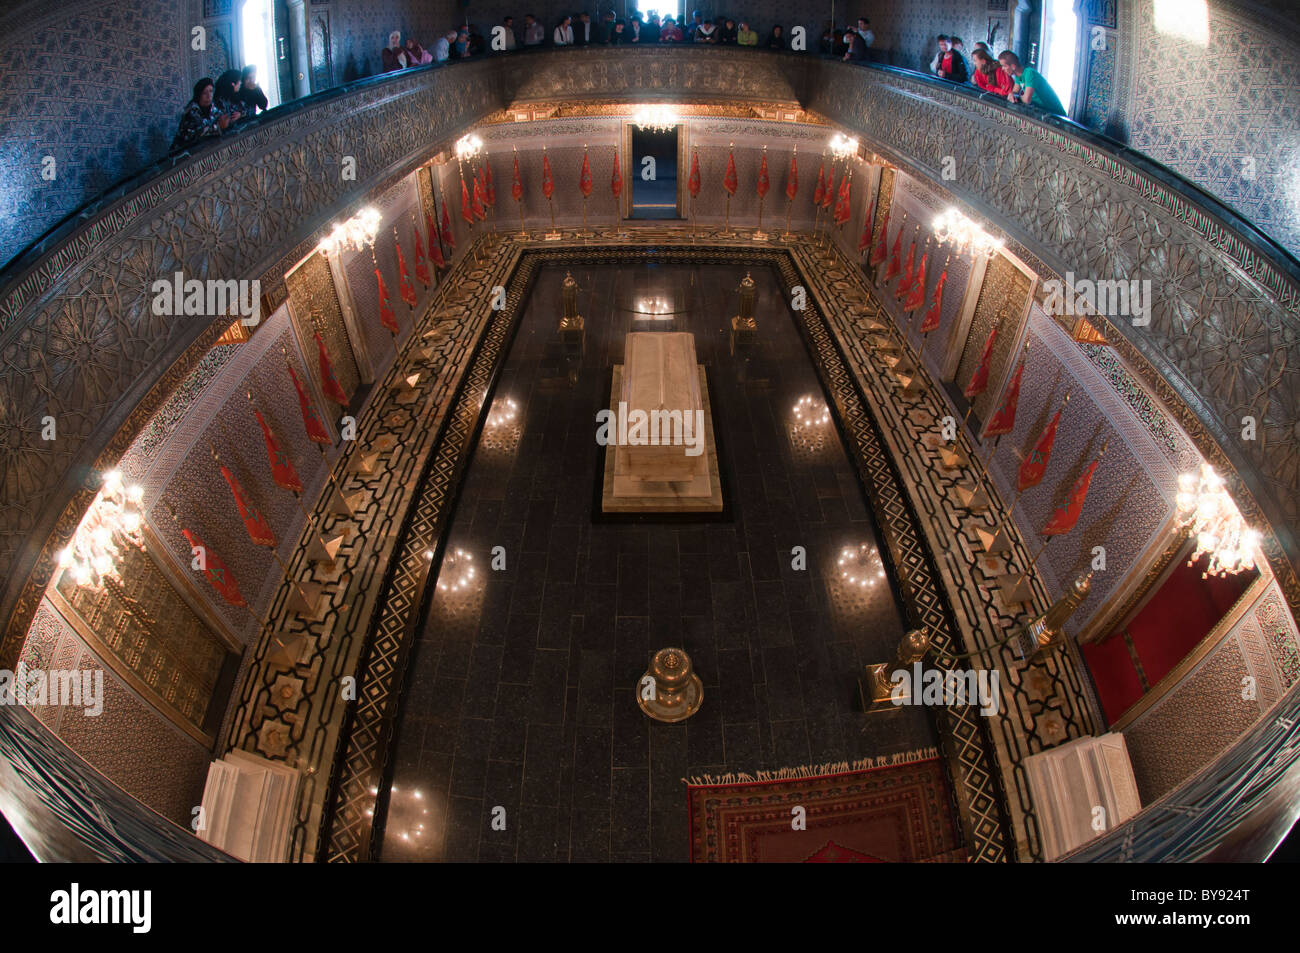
top-left (791, 395), bottom-right (830, 430)
top-left (316, 206), bottom-right (381, 256)
top-left (57, 471), bottom-right (145, 589)
top-left (829, 133), bottom-right (859, 159)
top-left (632, 105), bottom-right (678, 133)
top-left (486, 396), bottom-right (519, 428)
top-left (1175, 464), bottom-right (1260, 578)
top-left (454, 134), bottom-right (484, 161)
top-left (437, 548), bottom-right (477, 593)
top-left (932, 207), bottom-right (1003, 258)
top-left (788, 395), bottom-right (831, 453)
top-left (837, 543), bottom-right (886, 588)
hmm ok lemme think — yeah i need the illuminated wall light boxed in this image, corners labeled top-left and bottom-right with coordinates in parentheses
top-left (455, 134), bottom-right (484, 160)
top-left (59, 470), bottom-right (147, 591)
top-left (829, 133), bottom-right (859, 159)
top-left (1175, 463), bottom-right (1259, 578)
top-left (933, 207), bottom-right (1003, 258)
top-left (632, 105), bottom-right (678, 132)
top-left (316, 207), bottom-right (381, 257)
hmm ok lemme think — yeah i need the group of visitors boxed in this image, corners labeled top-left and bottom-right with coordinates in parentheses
top-left (171, 66), bottom-right (269, 149)
top-left (930, 33), bottom-right (1065, 115)
top-left (375, 13), bottom-right (1064, 115)
top-left (377, 12), bottom-right (795, 55)
top-left (171, 12), bottom-right (1066, 148)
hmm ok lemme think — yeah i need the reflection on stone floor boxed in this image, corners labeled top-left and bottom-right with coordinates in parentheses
top-left (381, 263), bottom-right (940, 861)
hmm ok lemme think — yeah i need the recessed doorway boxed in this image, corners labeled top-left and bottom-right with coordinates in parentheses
top-left (629, 126), bottom-right (680, 220)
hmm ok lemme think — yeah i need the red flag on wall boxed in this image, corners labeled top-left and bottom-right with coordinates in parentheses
top-left (413, 228), bottom-right (431, 287)
top-left (1018, 409), bottom-right (1062, 491)
top-left (1042, 459), bottom-right (1101, 536)
top-left (903, 252), bottom-right (929, 311)
top-left (723, 149), bottom-right (738, 196)
top-left (785, 153), bottom-right (798, 200)
top-left (756, 151), bottom-right (770, 198)
top-left (579, 149), bottom-right (593, 198)
top-left (315, 332), bottom-right (349, 406)
top-left (287, 363), bottom-right (331, 445)
top-left (834, 173), bottom-right (852, 225)
top-left (440, 199), bottom-right (454, 249)
top-left (374, 266), bottom-right (398, 334)
top-left (896, 240), bottom-right (917, 298)
top-left (395, 237), bottom-right (418, 308)
top-left (688, 151), bottom-right (701, 197)
top-left (255, 410), bottom-right (303, 493)
top-left (964, 325), bottom-right (998, 398)
top-left (858, 198), bottom-right (875, 253)
top-left (483, 160), bottom-right (495, 206)
top-left (511, 154), bottom-right (523, 201)
top-left (460, 176), bottom-right (474, 224)
top-left (884, 221), bottom-right (903, 280)
top-left (983, 358), bottom-right (1025, 437)
top-left (542, 152), bottom-right (555, 199)
top-left (220, 465), bottom-right (276, 548)
top-left (870, 210), bottom-right (890, 267)
top-left (426, 212), bottom-right (446, 269)
top-left (181, 528), bottom-right (246, 607)
top-left (920, 265), bottom-right (946, 333)
top-left (611, 151), bottom-right (622, 197)
top-left (472, 171), bottom-right (486, 220)
top-left (813, 162), bottom-right (826, 206)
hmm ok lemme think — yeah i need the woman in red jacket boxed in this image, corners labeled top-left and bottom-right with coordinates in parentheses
top-left (971, 49), bottom-right (1014, 95)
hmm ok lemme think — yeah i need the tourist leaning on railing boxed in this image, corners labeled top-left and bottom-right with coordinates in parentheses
top-left (999, 50), bottom-right (1067, 116)
top-left (971, 48), bottom-right (1014, 97)
top-left (213, 70), bottom-right (247, 127)
top-left (171, 78), bottom-right (233, 150)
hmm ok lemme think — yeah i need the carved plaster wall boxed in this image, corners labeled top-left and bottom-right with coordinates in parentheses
top-left (805, 57), bottom-right (1300, 627)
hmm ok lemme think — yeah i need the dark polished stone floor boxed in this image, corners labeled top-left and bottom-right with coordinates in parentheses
top-left (381, 262), bottom-right (939, 861)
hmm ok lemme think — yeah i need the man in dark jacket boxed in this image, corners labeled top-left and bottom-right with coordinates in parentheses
top-left (573, 12), bottom-right (593, 44)
top-left (931, 35), bottom-right (968, 82)
top-left (842, 29), bottom-right (867, 63)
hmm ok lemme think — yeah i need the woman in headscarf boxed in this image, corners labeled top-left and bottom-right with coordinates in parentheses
top-left (405, 36), bottom-right (433, 65)
top-left (382, 30), bottom-right (410, 71)
top-left (213, 69), bottom-right (245, 124)
top-left (172, 77), bottom-right (234, 149)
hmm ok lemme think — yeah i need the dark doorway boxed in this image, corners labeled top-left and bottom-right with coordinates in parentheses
top-left (630, 127), bottom-right (679, 220)
top-left (274, 0), bottom-right (295, 103)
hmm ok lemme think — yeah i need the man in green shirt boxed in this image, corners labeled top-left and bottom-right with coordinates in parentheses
top-left (998, 51), bottom-right (1067, 116)
top-left (737, 22), bottom-right (758, 46)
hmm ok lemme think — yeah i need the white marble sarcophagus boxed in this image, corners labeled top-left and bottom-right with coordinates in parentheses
top-left (602, 332), bottom-right (721, 513)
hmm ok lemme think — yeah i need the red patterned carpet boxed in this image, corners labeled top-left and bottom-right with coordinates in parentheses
top-left (687, 755), bottom-right (966, 863)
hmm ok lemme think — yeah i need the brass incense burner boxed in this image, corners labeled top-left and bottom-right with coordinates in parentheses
top-left (637, 647), bottom-right (703, 722)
